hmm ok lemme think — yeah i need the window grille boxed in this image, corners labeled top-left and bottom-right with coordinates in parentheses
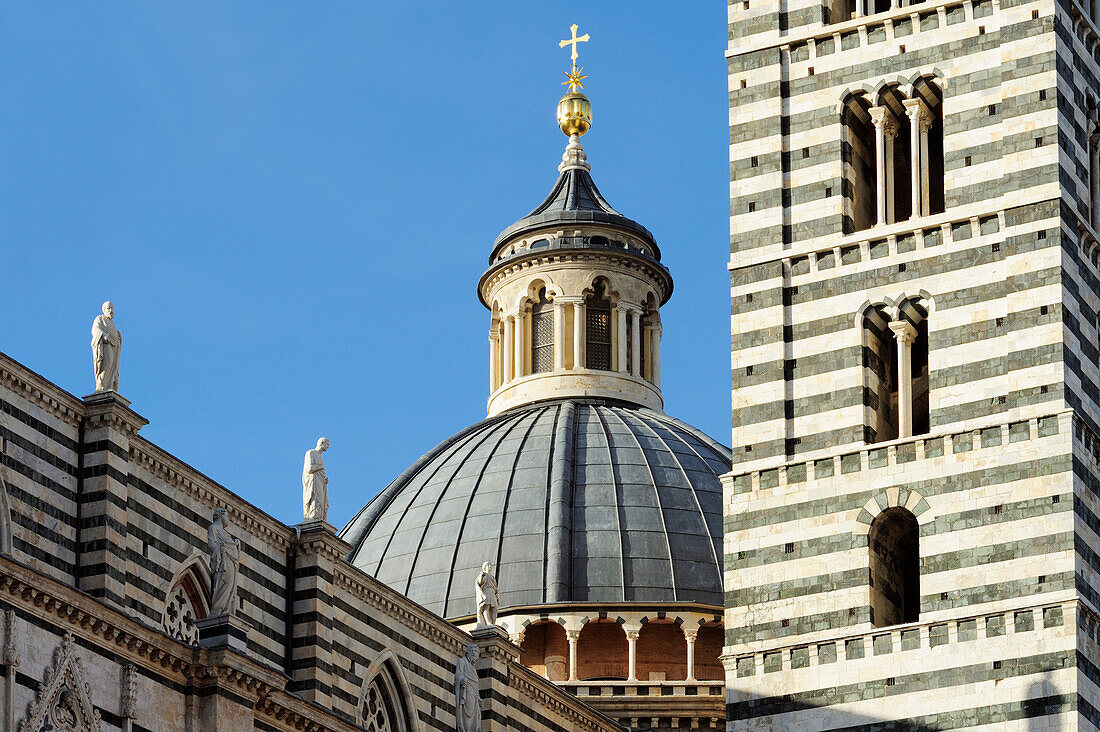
top-left (531, 289), bottom-right (554, 374)
top-left (585, 285), bottom-right (612, 371)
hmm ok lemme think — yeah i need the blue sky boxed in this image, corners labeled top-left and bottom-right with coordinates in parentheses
top-left (0, 3), bottom-right (731, 528)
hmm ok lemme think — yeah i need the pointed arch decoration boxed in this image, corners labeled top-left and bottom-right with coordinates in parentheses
top-left (356, 650), bottom-right (419, 732)
top-left (162, 552), bottom-right (212, 646)
top-left (19, 634), bottom-right (102, 732)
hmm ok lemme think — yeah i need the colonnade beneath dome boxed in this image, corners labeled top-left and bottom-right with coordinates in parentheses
top-left (506, 613), bottom-right (723, 684)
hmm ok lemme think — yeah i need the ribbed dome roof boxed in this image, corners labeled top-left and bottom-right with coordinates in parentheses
top-left (340, 399), bottom-right (730, 619)
top-left (491, 165), bottom-right (659, 260)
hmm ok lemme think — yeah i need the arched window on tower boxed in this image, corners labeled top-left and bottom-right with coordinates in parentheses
top-left (863, 300), bottom-right (930, 443)
top-left (869, 507), bottom-right (920, 627)
top-left (530, 288), bottom-right (554, 374)
top-left (862, 306), bottom-right (898, 443)
top-left (585, 281), bottom-right (613, 371)
top-left (910, 77), bottom-right (945, 218)
top-left (842, 92), bottom-right (877, 233)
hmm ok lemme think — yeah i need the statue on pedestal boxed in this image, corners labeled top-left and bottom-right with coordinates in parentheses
top-left (454, 643), bottom-right (481, 732)
top-left (475, 561), bottom-right (499, 628)
top-left (302, 438), bottom-right (330, 522)
top-left (207, 508), bottom-right (241, 616)
top-left (91, 301), bottom-right (122, 393)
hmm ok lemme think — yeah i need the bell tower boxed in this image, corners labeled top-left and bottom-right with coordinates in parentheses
top-left (479, 32), bottom-right (672, 417)
top-left (722, 0), bottom-right (1100, 726)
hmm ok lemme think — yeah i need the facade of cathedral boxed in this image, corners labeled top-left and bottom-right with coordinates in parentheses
top-left (0, 30), bottom-right (734, 732)
top-left (723, 0), bottom-right (1099, 725)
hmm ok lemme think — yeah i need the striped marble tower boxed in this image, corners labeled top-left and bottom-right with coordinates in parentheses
top-left (722, 0), bottom-right (1100, 725)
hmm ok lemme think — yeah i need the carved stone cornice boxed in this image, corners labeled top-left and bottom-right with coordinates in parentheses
top-left (332, 564), bottom-right (469, 656)
top-left (480, 250), bottom-right (673, 307)
top-left (83, 392), bottom-right (148, 436)
top-left (130, 440), bottom-right (294, 551)
top-left (0, 353), bottom-right (85, 422)
top-left (508, 665), bottom-right (621, 731)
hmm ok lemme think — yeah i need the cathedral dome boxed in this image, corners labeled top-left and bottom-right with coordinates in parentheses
top-left (340, 398), bottom-right (730, 619)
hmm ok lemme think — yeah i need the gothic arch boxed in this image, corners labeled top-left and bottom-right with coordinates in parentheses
top-left (356, 650), bottom-right (419, 732)
top-left (162, 552), bottom-right (212, 646)
top-left (20, 634), bottom-right (102, 732)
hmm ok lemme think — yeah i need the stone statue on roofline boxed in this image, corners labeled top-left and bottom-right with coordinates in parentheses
top-left (454, 643), bottom-right (481, 732)
top-left (476, 561), bottom-right (499, 628)
top-left (303, 437), bottom-right (330, 523)
top-left (91, 301), bottom-right (122, 393)
top-left (207, 508), bottom-right (241, 616)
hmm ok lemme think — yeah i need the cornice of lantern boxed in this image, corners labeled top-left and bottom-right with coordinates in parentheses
top-left (478, 249), bottom-right (673, 310)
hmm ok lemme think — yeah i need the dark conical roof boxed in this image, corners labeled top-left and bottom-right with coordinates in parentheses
top-left (340, 399), bottom-right (730, 619)
top-left (490, 163), bottom-right (659, 261)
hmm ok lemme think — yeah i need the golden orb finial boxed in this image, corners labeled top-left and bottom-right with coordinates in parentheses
top-left (557, 24), bottom-right (592, 138)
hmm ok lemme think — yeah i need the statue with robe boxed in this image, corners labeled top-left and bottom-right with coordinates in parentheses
top-left (454, 643), bottom-right (481, 732)
top-left (302, 437), bottom-right (330, 522)
top-left (91, 301), bottom-right (122, 393)
top-left (207, 508), bottom-right (241, 616)
top-left (475, 561), bottom-right (499, 627)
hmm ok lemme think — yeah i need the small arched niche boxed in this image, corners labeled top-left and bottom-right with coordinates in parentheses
top-left (519, 621), bottom-right (569, 682)
top-left (869, 507), bottom-right (920, 627)
top-left (637, 621), bottom-right (687, 681)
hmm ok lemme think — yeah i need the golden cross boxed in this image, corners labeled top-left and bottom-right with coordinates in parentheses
top-left (559, 24), bottom-right (590, 70)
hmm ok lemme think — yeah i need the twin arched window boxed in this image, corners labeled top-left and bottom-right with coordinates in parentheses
top-left (862, 300), bottom-right (930, 443)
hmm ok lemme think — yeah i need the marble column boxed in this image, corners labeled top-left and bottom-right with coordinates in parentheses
top-left (684, 629), bottom-right (698, 682)
top-left (567, 630), bottom-right (580, 681)
top-left (904, 99), bottom-right (928, 219)
top-left (919, 113), bottom-right (933, 216)
top-left (869, 106), bottom-right (889, 226)
top-left (616, 305), bottom-right (628, 374)
top-left (514, 309), bottom-right (525, 379)
top-left (573, 301), bottom-right (585, 370)
top-left (889, 319), bottom-right (918, 438)
top-left (503, 315), bottom-right (514, 383)
top-left (553, 300), bottom-right (566, 370)
top-left (884, 119), bottom-right (898, 224)
top-left (489, 329), bottom-right (500, 391)
top-left (629, 307), bottom-right (642, 377)
top-left (651, 325), bottom-right (663, 388)
top-left (626, 630), bottom-right (639, 682)
top-left (854, 0), bottom-right (863, 18)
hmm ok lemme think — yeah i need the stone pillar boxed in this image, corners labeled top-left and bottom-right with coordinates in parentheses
top-left (516, 309), bottom-right (527, 378)
top-left (553, 300), bottom-right (566, 370)
top-left (1091, 132), bottom-right (1100, 230)
top-left (889, 320), bottom-right (918, 438)
top-left (78, 392), bottom-right (147, 609)
top-left (489, 329), bottom-right (500, 392)
top-left (904, 99), bottom-right (928, 219)
top-left (616, 306), bottom-right (628, 374)
top-left (470, 627), bottom-right (521, 732)
top-left (884, 119), bottom-right (898, 224)
top-left (626, 629), bottom-right (640, 682)
top-left (869, 107), bottom-right (889, 226)
top-left (572, 301), bottom-right (585, 370)
top-left (290, 520), bottom-right (352, 707)
top-left (192, 649), bottom-right (283, 732)
top-left (854, 0), bottom-right (863, 18)
top-left (502, 315), bottom-right (514, 383)
top-left (629, 307), bottom-right (642, 377)
top-left (651, 324), bottom-right (663, 388)
top-left (510, 310), bottom-right (524, 379)
top-left (567, 629), bottom-right (580, 681)
top-left (684, 629), bottom-right (698, 682)
top-left (919, 113), bottom-right (933, 216)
